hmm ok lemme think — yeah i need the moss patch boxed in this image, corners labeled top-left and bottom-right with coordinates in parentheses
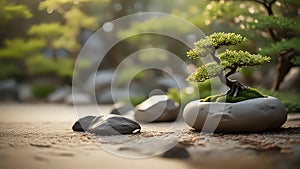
top-left (202, 88), bottom-right (266, 103)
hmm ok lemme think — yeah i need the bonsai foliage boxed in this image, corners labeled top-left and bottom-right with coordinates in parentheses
top-left (187, 32), bottom-right (271, 102)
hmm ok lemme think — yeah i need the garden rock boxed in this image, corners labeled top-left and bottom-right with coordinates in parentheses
top-left (97, 88), bottom-right (144, 104)
top-left (135, 95), bottom-right (180, 122)
top-left (47, 86), bottom-right (71, 103)
top-left (84, 70), bottom-right (113, 94)
top-left (87, 115), bottom-right (141, 136)
top-left (183, 96), bottom-right (287, 132)
top-left (110, 103), bottom-right (135, 120)
top-left (155, 75), bottom-right (188, 91)
top-left (18, 84), bottom-right (35, 102)
top-left (161, 145), bottom-right (190, 159)
top-left (0, 79), bottom-right (17, 101)
top-left (65, 91), bottom-right (93, 105)
top-left (72, 116), bottom-right (96, 132)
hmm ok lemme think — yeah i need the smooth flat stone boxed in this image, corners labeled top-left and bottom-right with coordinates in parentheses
top-left (87, 115), bottom-right (141, 136)
top-left (65, 92), bottom-right (92, 105)
top-left (135, 95), bottom-right (180, 123)
top-left (72, 116), bottom-right (96, 132)
top-left (183, 96), bottom-right (287, 132)
top-left (48, 86), bottom-right (71, 103)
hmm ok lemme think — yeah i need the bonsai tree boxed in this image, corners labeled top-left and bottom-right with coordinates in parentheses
top-left (187, 32), bottom-right (271, 102)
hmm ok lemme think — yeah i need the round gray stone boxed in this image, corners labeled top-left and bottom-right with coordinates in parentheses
top-left (47, 86), bottom-right (71, 103)
top-left (65, 91), bottom-right (92, 105)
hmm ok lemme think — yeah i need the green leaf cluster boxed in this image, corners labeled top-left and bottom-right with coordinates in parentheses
top-left (26, 55), bottom-right (73, 77)
top-left (0, 0), bottom-right (32, 20)
top-left (0, 37), bottom-right (73, 78)
top-left (250, 16), bottom-right (297, 31)
top-left (187, 62), bottom-right (223, 82)
top-left (28, 23), bottom-right (65, 39)
top-left (220, 50), bottom-right (271, 69)
top-left (187, 32), bottom-right (246, 59)
top-left (0, 39), bottom-right (45, 59)
top-left (260, 38), bottom-right (300, 56)
top-left (35, 1), bottom-right (98, 52)
top-left (205, 32), bottom-right (246, 48)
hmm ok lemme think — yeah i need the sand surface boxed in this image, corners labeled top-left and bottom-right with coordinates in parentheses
top-left (0, 103), bottom-right (299, 169)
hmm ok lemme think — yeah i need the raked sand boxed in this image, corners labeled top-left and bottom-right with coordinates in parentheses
top-left (0, 103), bottom-right (299, 169)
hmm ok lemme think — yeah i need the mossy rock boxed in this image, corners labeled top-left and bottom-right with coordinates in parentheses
top-left (202, 88), bottom-right (265, 103)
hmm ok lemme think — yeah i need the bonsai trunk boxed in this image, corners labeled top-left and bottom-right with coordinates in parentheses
top-left (225, 78), bottom-right (248, 97)
top-left (220, 66), bottom-right (248, 97)
top-left (218, 74), bottom-right (248, 97)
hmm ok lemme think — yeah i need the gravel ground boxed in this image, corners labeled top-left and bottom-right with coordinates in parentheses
top-left (0, 103), bottom-right (299, 169)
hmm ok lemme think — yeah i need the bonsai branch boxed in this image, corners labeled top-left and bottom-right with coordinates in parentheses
top-left (211, 51), bottom-right (221, 64)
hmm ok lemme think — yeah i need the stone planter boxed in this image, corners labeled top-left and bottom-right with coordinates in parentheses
top-left (183, 96), bottom-right (287, 132)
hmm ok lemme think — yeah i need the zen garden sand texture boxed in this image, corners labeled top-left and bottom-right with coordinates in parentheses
top-left (0, 103), bottom-right (299, 169)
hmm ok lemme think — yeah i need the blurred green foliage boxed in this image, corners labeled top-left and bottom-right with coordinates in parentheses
top-left (167, 80), bottom-right (213, 106)
top-left (260, 38), bottom-right (300, 56)
top-left (0, 0), bottom-right (32, 20)
top-left (31, 83), bottom-right (57, 98)
top-left (259, 88), bottom-right (300, 113)
top-left (114, 65), bottom-right (146, 87)
top-left (249, 16), bottom-right (297, 30)
top-left (0, 0), bottom-right (108, 83)
top-left (121, 95), bottom-right (147, 107)
top-left (0, 38), bottom-right (45, 59)
top-left (118, 16), bottom-right (193, 39)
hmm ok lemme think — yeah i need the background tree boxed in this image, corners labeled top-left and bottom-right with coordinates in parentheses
top-left (0, 0), bottom-right (109, 83)
top-left (0, 0), bottom-right (33, 79)
top-left (248, 0), bottom-right (300, 91)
